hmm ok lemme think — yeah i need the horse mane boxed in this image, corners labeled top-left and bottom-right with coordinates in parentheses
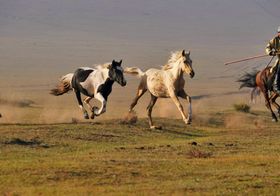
top-left (162, 50), bottom-right (184, 70)
top-left (94, 62), bottom-right (111, 69)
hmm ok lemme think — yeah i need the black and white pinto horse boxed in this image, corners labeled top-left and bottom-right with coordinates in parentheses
top-left (50, 60), bottom-right (126, 119)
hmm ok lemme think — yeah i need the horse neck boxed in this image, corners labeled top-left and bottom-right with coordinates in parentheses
top-left (99, 68), bottom-right (110, 82)
top-left (100, 68), bottom-right (114, 86)
top-left (167, 61), bottom-right (183, 80)
top-left (103, 78), bottom-right (114, 87)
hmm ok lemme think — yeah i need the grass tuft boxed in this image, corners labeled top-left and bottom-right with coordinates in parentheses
top-left (233, 103), bottom-right (250, 113)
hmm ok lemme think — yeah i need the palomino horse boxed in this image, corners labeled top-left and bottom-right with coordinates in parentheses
top-left (238, 67), bottom-right (280, 121)
top-left (51, 60), bottom-right (126, 119)
top-left (125, 50), bottom-right (195, 129)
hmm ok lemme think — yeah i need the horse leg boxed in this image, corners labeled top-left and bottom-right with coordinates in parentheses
top-left (84, 97), bottom-right (93, 110)
top-left (84, 97), bottom-right (96, 119)
top-left (262, 90), bottom-right (277, 122)
top-left (178, 90), bottom-right (192, 124)
top-left (270, 93), bottom-right (280, 117)
top-left (92, 93), bottom-right (106, 118)
top-left (129, 80), bottom-right (147, 112)
top-left (146, 94), bottom-right (158, 129)
top-left (75, 90), bottom-right (89, 119)
top-left (170, 92), bottom-right (189, 125)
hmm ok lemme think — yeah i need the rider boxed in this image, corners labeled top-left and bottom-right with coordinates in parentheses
top-left (266, 26), bottom-right (280, 93)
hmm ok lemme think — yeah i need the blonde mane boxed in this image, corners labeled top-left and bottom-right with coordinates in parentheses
top-left (162, 50), bottom-right (184, 70)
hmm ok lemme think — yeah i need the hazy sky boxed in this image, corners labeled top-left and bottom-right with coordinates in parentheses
top-left (0, 0), bottom-right (279, 85)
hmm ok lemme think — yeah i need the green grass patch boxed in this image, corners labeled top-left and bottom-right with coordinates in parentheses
top-left (0, 114), bottom-right (279, 195)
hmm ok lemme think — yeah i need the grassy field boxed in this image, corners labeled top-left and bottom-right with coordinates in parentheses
top-left (0, 111), bottom-right (280, 195)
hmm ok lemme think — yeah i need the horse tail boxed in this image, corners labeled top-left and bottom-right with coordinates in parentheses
top-left (124, 67), bottom-right (145, 78)
top-left (50, 73), bottom-right (74, 96)
top-left (250, 87), bottom-right (261, 104)
top-left (237, 70), bottom-right (259, 89)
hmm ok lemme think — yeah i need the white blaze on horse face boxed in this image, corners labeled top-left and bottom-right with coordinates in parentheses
top-left (116, 66), bottom-right (124, 72)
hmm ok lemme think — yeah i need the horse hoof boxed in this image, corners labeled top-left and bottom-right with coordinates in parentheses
top-left (184, 119), bottom-right (192, 125)
top-left (272, 118), bottom-right (278, 122)
top-left (150, 125), bottom-right (162, 130)
top-left (90, 113), bottom-right (95, 119)
top-left (92, 106), bottom-right (98, 112)
top-left (84, 114), bottom-right (89, 119)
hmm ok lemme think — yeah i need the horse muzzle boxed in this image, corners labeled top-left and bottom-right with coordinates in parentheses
top-left (120, 80), bottom-right (127, 86)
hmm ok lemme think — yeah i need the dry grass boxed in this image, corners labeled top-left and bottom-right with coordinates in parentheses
top-left (233, 103), bottom-right (251, 113)
top-left (0, 112), bottom-right (279, 195)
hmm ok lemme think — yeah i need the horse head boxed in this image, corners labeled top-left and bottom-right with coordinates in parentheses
top-left (181, 50), bottom-right (195, 78)
top-left (109, 60), bottom-right (127, 86)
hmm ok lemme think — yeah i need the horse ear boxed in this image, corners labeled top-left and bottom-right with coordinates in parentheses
top-left (119, 59), bottom-right (122, 65)
top-left (182, 50), bottom-right (185, 56)
top-left (187, 51), bottom-right (190, 56)
top-left (111, 60), bottom-right (116, 67)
